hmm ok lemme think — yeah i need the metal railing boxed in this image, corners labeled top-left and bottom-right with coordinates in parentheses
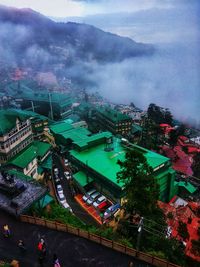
top-left (20, 215), bottom-right (180, 267)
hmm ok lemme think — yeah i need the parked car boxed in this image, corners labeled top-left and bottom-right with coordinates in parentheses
top-left (62, 201), bottom-right (70, 209)
top-left (93, 195), bottom-right (106, 208)
top-left (82, 189), bottom-right (96, 202)
top-left (64, 171), bottom-right (71, 180)
top-left (98, 201), bottom-right (111, 212)
top-left (58, 192), bottom-right (66, 204)
top-left (56, 184), bottom-right (63, 194)
top-left (54, 176), bottom-right (60, 184)
top-left (104, 203), bottom-right (121, 219)
top-left (64, 159), bottom-right (69, 166)
top-left (54, 168), bottom-right (59, 175)
top-left (86, 191), bottom-right (101, 205)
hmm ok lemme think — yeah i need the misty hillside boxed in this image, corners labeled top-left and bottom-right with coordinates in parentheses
top-left (0, 5), bottom-right (154, 67)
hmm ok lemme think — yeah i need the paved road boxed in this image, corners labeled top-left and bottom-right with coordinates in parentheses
top-left (0, 211), bottom-right (151, 267)
top-left (53, 154), bottom-right (99, 226)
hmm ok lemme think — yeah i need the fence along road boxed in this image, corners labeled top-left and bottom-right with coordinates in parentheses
top-left (20, 215), bottom-right (180, 267)
top-left (0, 210), bottom-right (152, 267)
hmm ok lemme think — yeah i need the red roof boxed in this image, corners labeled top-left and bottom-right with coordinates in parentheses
top-left (188, 147), bottom-right (200, 154)
top-left (188, 202), bottom-right (200, 212)
top-left (186, 218), bottom-right (200, 261)
top-left (158, 200), bottom-right (200, 262)
top-left (160, 123), bottom-right (171, 127)
top-left (179, 136), bottom-right (189, 142)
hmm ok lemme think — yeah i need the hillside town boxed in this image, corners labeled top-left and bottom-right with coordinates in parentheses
top-left (0, 66), bottom-right (200, 267)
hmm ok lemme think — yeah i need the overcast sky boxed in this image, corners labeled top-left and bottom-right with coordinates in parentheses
top-left (0, 0), bottom-right (181, 17)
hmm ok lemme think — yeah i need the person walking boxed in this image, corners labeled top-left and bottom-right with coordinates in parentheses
top-left (37, 238), bottom-right (45, 252)
top-left (53, 254), bottom-right (61, 267)
top-left (18, 239), bottom-right (26, 252)
top-left (3, 224), bottom-right (10, 237)
top-left (37, 237), bottom-right (47, 265)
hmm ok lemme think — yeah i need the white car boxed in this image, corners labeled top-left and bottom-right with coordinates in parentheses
top-left (64, 171), bottom-right (71, 180)
top-left (58, 192), bottom-right (65, 202)
top-left (93, 195), bottom-right (106, 208)
top-left (57, 184), bottom-right (63, 194)
top-left (62, 201), bottom-right (70, 209)
top-left (64, 159), bottom-right (69, 166)
top-left (54, 168), bottom-right (59, 175)
top-left (82, 189), bottom-right (96, 202)
top-left (86, 192), bottom-right (101, 205)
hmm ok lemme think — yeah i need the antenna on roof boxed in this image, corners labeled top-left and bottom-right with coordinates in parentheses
top-left (104, 137), bottom-right (113, 152)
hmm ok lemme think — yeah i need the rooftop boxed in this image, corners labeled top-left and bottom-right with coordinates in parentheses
top-left (97, 106), bottom-right (131, 123)
top-left (0, 109), bottom-right (30, 135)
top-left (73, 171), bottom-right (94, 187)
top-left (9, 141), bottom-right (51, 168)
top-left (50, 121), bottom-right (74, 134)
top-left (0, 171), bottom-right (47, 216)
top-left (70, 138), bottom-right (169, 188)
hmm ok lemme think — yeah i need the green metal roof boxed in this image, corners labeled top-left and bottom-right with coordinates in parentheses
top-left (63, 129), bottom-right (112, 150)
top-left (175, 181), bottom-right (197, 194)
top-left (70, 138), bottom-right (169, 188)
top-left (0, 109), bottom-right (30, 135)
top-left (97, 106), bottom-right (131, 123)
top-left (34, 194), bottom-right (54, 209)
top-left (73, 171), bottom-right (93, 187)
top-left (33, 141), bottom-right (51, 158)
top-left (50, 121), bottom-right (73, 134)
top-left (9, 145), bottom-right (37, 168)
top-left (10, 109), bottom-right (49, 121)
top-left (9, 141), bottom-right (51, 169)
top-left (40, 155), bottom-right (52, 170)
top-left (0, 108), bottom-right (50, 135)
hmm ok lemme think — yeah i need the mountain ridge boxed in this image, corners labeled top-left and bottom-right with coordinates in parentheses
top-left (0, 5), bottom-right (155, 66)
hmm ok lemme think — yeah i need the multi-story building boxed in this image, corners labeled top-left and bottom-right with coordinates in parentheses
top-left (9, 141), bottom-right (52, 179)
top-left (10, 109), bottom-right (50, 140)
top-left (7, 81), bottom-right (74, 120)
top-left (49, 121), bottom-right (177, 204)
top-left (95, 106), bottom-right (132, 136)
top-left (0, 109), bottom-right (33, 163)
top-left (70, 136), bottom-right (177, 204)
top-left (0, 109), bottom-right (52, 180)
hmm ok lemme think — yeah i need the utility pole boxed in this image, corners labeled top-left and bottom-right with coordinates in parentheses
top-left (136, 217), bottom-right (144, 251)
top-left (48, 92), bottom-right (54, 120)
top-left (31, 101), bottom-right (35, 112)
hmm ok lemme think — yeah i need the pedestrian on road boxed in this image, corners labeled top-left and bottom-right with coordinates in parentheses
top-left (53, 254), bottom-right (61, 267)
top-left (42, 242), bottom-right (47, 258)
top-left (38, 238), bottom-right (47, 260)
top-left (3, 224), bottom-right (10, 237)
top-left (37, 238), bottom-right (44, 252)
top-left (18, 239), bottom-right (26, 252)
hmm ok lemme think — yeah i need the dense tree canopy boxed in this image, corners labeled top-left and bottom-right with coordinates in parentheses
top-left (117, 149), bottom-right (160, 217)
top-left (147, 103), bottom-right (173, 125)
top-left (192, 152), bottom-right (200, 178)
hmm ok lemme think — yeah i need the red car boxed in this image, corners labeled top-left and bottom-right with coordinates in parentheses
top-left (98, 201), bottom-right (111, 212)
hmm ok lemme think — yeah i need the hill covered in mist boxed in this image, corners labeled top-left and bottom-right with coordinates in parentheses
top-left (0, 5), bottom-right (154, 68)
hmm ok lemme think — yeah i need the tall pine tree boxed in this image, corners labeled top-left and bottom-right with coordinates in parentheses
top-left (117, 149), bottom-right (160, 217)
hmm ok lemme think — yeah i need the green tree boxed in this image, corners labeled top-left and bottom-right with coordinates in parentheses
top-left (117, 149), bottom-right (160, 217)
top-left (192, 153), bottom-right (200, 178)
top-left (177, 221), bottom-right (189, 241)
top-left (191, 239), bottom-right (200, 256)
